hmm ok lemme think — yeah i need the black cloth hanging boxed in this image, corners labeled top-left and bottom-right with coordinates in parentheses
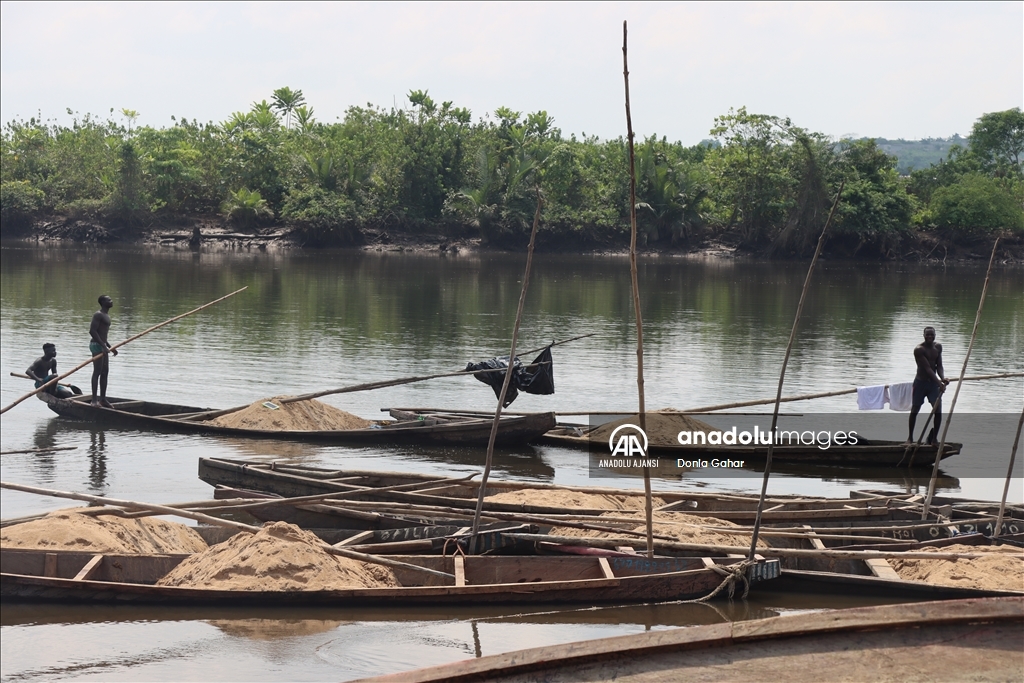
top-left (465, 346), bottom-right (555, 407)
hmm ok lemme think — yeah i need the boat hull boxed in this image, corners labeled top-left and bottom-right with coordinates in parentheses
top-left (38, 393), bottom-right (555, 446)
top-left (541, 431), bottom-right (963, 467)
top-left (0, 549), bottom-right (780, 606)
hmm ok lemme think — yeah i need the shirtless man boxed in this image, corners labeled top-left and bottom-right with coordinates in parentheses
top-left (89, 295), bottom-right (118, 408)
top-left (907, 326), bottom-right (949, 445)
top-left (26, 343), bottom-right (58, 394)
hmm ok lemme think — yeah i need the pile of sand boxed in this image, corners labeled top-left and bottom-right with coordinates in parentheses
top-left (209, 398), bottom-right (373, 431)
top-left (587, 412), bottom-right (717, 447)
top-left (890, 544), bottom-right (1024, 592)
top-left (487, 488), bottom-right (666, 511)
top-left (156, 522), bottom-right (399, 591)
top-left (550, 511), bottom-right (766, 548)
top-left (0, 508), bottom-right (207, 554)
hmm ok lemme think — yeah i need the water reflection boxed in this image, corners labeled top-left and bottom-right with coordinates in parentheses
top-left (87, 427), bottom-right (108, 490)
top-left (208, 618), bottom-right (342, 640)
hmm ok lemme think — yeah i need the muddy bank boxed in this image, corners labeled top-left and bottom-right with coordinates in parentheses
top-left (8, 215), bottom-right (1021, 263)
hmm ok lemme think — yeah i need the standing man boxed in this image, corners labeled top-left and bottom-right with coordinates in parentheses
top-left (907, 326), bottom-right (949, 446)
top-left (89, 295), bottom-right (118, 408)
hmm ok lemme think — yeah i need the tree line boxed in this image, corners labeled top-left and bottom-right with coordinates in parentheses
top-left (2, 88), bottom-right (1021, 255)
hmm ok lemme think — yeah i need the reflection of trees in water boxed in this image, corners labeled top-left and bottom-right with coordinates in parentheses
top-left (87, 428), bottom-right (108, 490)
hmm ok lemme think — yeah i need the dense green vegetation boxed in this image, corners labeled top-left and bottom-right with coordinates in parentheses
top-left (873, 136), bottom-right (965, 174)
top-left (2, 91), bottom-right (1021, 255)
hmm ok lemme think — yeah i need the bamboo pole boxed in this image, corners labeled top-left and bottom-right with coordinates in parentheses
top-left (0, 446), bottom-right (78, 456)
top-left (748, 184), bottom-right (843, 562)
top-left (1, 480), bottom-right (258, 532)
top-left (81, 474), bottom-right (480, 517)
top-left (317, 498), bottom-right (678, 541)
top-left (504, 533), bottom-right (1022, 562)
top-left (679, 373), bottom-right (1022, 414)
top-left (0, 287), bottom-right (248, 416)
top-left (993, 406), bottom-right (1024, 538)
top-left (179, 332), bottom-right (589, 421)
top-left (923, 238), bottom-right (1000, 518)
top-left (517, 373), bottom-right (1021, 416)
top-left (0, 481), bottom-right (453, 580)
top-left (622, 20), bottom-right (654, 560)
top-left (901, 397), bottom-right (943, 468)
top-left (470, 189), bottom-right (544, 549)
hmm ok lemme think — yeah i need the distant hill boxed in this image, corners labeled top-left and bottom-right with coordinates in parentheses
top-left (869, 135), bottom-right (967, 174)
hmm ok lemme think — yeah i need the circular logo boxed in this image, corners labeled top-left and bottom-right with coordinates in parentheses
top-left (608, 423), bottom-right (649, 455)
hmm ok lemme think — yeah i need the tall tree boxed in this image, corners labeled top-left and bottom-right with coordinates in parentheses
top-left (969, 108), bottom-right (1024, 176)
top-left (271, 87), bottom-right (306, 129)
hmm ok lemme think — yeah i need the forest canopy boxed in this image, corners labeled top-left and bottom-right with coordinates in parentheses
top-left (2, 90), bottom-right (1021, 254)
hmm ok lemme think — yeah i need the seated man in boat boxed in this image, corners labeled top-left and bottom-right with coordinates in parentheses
top-left (907, 326), bottom-right (949, 446)
top-left (89, 295), bottom-right (118, 408)
top-left (26, 343), bottom-right (59, 395)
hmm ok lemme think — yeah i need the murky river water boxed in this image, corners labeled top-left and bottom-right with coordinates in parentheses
top-left (1, 242), bottom-right (1021, 681)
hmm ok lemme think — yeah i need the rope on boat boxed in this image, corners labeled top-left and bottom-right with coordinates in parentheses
top-left (670, 559), bottom-right (755, 604)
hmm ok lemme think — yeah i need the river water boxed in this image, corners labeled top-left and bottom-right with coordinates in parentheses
top-left (1, 242), bottom-right (1021, 681)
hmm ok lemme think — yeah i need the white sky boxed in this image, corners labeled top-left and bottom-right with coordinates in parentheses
top-left (1, 1), bottom-right (1021, 144)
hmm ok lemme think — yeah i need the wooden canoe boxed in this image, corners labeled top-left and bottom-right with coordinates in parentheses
top-left (37, 393), bottom-right (556, 446)
top-left (0, 548), bottom-right (780, 606)
top-left (541, 425), bottom-right (963, 467)
top-left (196, 458), bottom-right (977, 531)
top-left (355, 596), bottom-right (1024, 683)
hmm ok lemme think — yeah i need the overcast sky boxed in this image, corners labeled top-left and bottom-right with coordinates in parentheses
top-left (2, 1), bottom-right (1021, 144)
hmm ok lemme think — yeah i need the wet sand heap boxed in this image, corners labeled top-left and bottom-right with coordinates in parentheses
top-left (487, 489), bottom-right (666, 511)
top-left (156, 522), bottom-right (399, 591)
top-left (890, 543), bottom-right (1024, 592)
top-left (549, 511), bottom-right (768, 548)
top-left (485, 487), bottom-right (764, 547)
top-left (0, 508), bottom-right (208, 554)
top-left (209, 397), bottom-right (372, 431)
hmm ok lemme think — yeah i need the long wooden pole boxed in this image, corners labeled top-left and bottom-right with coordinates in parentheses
top-left (393, 373), bottom-right (1021, 419)
top-left (993, 407), bottom-right (1024, 537)
top-left (747, 184), bottom-right (843, 562)
top-left (0, 287), bottom-right (248, 416)
top-left (922, 238), bottom-right (1000, 518)
top-left (194, 333), bottom-right (592, 413)
top-left (0, 480), bottom-right (453, 580)
top-left (676, 373), bottom-right (1021, 413)
top-left (622, 20), bottom-right (653, 560)
top-left (504, 533), bottom-right (1022, 562)
top-left (470, 188), bottom-right (544, 546)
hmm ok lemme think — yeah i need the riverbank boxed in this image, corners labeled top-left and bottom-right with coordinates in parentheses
top-left (10, 215), bottom-right (1022, 263)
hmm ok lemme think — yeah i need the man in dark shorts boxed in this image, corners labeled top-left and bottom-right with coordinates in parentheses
top-left (26, 343), bottom-right (77, 398)
top-left (89, 295), bottom-right (118, 408)
top-left (26, 343), bottom-right (59, 394)
top-left (907, 326), bottom-right (949, 445)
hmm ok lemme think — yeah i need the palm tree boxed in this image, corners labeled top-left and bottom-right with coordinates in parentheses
top-left (294, 105), bottom-right (315, 133)
top-left (271, 87), bottom-right (306, 129)
top-left (249, 100), bottom-right (279, 133)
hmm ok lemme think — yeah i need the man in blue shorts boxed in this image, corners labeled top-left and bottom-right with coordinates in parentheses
top-left (906, 326), bottom-right (949, 446)
top-left (89, 295), bottom-right (118, 408)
